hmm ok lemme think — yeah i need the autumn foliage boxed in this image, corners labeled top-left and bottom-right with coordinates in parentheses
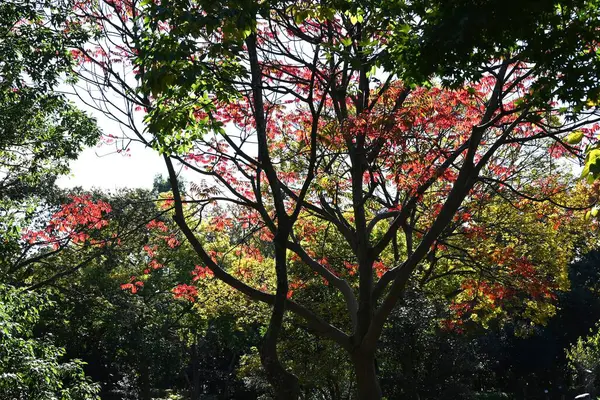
top-left (23, 195), bottom-right (112, 250)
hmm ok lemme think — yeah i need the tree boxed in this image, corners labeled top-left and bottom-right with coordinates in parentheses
top-left (0, 284), bottom-right (99, 399)
top-left (52, 0), bottom-right (600, 398)
top-left (567, 322), bottom-right (600, 397)
top-left (0, 0), bottom-right (100, 281)
top-left (0, 0), bottom-right (99, 196)
top-left (0, 6), bottom-right (104, 396)
top-left (385, 0), bottom-right (600, 105)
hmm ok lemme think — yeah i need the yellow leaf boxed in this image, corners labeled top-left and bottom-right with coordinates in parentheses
top-left (565, 131), bottom-right (584, 145)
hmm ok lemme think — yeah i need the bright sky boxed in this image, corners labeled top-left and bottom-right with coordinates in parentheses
top-left (56, 141), bottom-right (165, 190)
top-left (56, 87), bottom-right (167, 191)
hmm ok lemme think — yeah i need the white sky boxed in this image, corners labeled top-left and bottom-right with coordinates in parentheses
top-left (56, 141), bottom-right (165, 190)
top-left (56, 85), bottom-right (167, 191)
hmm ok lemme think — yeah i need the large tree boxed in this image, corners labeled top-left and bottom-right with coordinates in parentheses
top-left (49, 0), bottom-right (600, 398)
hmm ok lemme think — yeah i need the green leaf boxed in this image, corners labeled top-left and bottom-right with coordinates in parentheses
top-left (366, 65), bottom-right (377, 78)
top-left (565, 130), bottom-right (584, 145)
top-left (340, 37), bottom-right (352, 47)
top-left (582, 148), bottom-right (600, 181)
top-left (294, 10), bottom-right (308, 25)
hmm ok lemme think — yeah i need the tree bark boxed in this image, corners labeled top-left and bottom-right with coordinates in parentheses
top-left (259, 231), bottom-right (300, 400)
top-left (352, 351), bottom-right (382, 400)
top-left (260, 342), bottom-right (300, 400)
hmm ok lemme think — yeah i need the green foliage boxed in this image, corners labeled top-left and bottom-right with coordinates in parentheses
top-left (0, 91), bottom-right (100, 197)
top-left (136, 0), bottom-right (252, 149)
top-left (566, 131), bottom-right (585, 145)
top-left (567, 322), bottom-right (600, 396)
top-left (0, 284), bottom-right (99, 399)
top-left (582, 148), bottom-right (600, 183)
top-left (0, 0), bottom-right (99, 267)
top-left (0, 0), bottom-right (99, 193)
top-left (1, 0), bottom-right (88, 90)
top-left (378, 290), bottom-right (489, 399)
top-left (383, 0), bottom-right (600, 106)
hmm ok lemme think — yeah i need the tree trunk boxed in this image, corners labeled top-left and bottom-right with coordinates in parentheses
top-left (260, 231), bottom-right (300, 400)
top-left (352, 352), bottom-right (382, 400)
top-left (260, 341), bottom-right (300, 400)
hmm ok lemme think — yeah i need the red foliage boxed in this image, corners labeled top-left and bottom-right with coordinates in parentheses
top-left (287, 280), bottom-right (307, 299)
top-left (172, 284), bottom-right (198, 302)
top-left (120, 276), bottom-right (144, 294)
top-left (191, 265), bottom-right (214, 281)
top-left (23, 195), bottom-right (112, 250)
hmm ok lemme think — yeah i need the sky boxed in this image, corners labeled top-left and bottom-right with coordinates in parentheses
top-left (56, 86), bottom-right (167, 191)
top-left (56, 141), bottom-right (165, 191)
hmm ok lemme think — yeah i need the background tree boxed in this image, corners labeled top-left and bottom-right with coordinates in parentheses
top-left (0, 0), bottom-right (100, 280)
top-left (0, 0), bottom-right (99, 197)
top-left (0, 284), bottom-right (99, 399)
top-left (0, 3), bottom-right (104, 397)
